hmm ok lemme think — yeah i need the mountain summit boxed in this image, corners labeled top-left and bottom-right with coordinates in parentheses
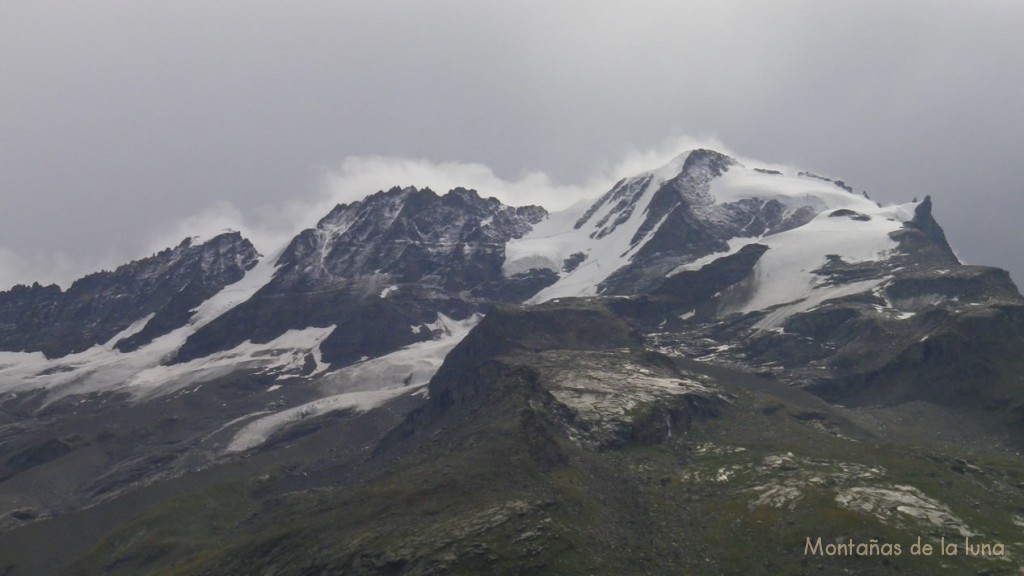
top-left (1, 149), bottom-right (1022, 575)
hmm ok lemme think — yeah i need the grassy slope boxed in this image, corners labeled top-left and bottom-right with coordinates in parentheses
top-left (54, 353), bottom-right (1024, 576)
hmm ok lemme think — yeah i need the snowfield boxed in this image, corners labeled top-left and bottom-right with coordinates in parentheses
top-left (0, 248), bottom-right (290, 401)
top-left (706, 169), bottom-right (915, 328)
top-left (503, 150), bottom-right (918, 329)
top-left (225, 314), bottom-right (480, 453)
top-left (504, 154), bottom-right (689, 302)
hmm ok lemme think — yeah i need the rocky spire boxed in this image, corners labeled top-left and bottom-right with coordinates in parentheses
top-left (910, 195), bottom-right (958, 263)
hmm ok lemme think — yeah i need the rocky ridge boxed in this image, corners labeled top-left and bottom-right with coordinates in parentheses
top-left (173, 186), bottom-right (550, 366)
top-left (0, 232), bottom-right (258, 358)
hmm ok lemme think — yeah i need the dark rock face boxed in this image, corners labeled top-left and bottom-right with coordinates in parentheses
top-left (599, 151), bottom-right (818, 295)
top-left (382, 297), bottom-right (717, 456)
top-left (629, 149), bottom-right (735, 246)
top-left (0, 232), bottom-right (258, 358)
top-left (574, 176), bottom-right (652, 236)
top-left (273, 187), bottom-right (543, 290)
top-left (653, 243), bottom-right (769, 298)
top-left (376, 299), bottom-right (644, 455)
top-left (908, 195), bottom-right (958, 262)
top-left (828, 209), bottom-right (871, 221)
top-left (610, 243), bottom-right (769, 327)
top-left (885, 195), bottom-right (959, 268)
top-left (797, 171), bottom-right (855, 193)
top-left (806, 302), bottom-right (1024, 440)
top-left (429, 299), bottom-right (643, 388)
top-left (174, 187), bottom-right (550, 365)
top-left (883, 266), bottom-right (1021, 307)
top-left (0, 437), bottom-right (78, 481)
top-left (561, 252), bottom-right (587, 272)
top-left (683, 255), bottom-right (1024, 441)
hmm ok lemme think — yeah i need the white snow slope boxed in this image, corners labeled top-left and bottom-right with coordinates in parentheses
top-left (224, 313), bottom-right (480, 453)
top-left (503, 150), bottom-right (916, 328)
top-left (693, 169), bottom-right (914, 329)
top-left (504, 154), bottom-right (689, 303)
top-left (0, 250), bottom-right (286, 401)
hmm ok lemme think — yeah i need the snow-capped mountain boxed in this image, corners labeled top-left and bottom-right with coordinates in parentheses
top-left (1, 149), bottom-right (1023, 575)
top-left (0, 232), bottom-right (258, 358)
top-left (173, 186), bottom-right (549, 366)
top-left (2, 147), bottom-right (1021, 450)
top-left (507, 149), bottom-right (943, 310)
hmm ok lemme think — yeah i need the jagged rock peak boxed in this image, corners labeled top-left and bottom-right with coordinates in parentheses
top-left (913, 194), bottom-right (934, 220)
top-left (683, 148), bottom-right (737, 176)
top-left (178, 230), bottom-right (249, 249)
top-left (172, 185), bottom-right (553, 364)
top-left (280, 185), bottom-right (547, 283)
top-left (907, 194), bottom-right (958, 263)
top-left (315, 186), bottom-right (526, 229)
top-left (0, 231), bottom-right (259, 358)
top-left (0, 281), bottom-right (62, 298)
top-left (573, 149), bottom-right (736, 232)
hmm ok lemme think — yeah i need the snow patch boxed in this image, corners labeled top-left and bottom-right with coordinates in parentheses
top-left (103, 314), bottom-right (156, 348)
top-left (0, 249), bottom-right (295, 402)
top-left (189, 250), bottom-right (282, 328)
top-left (750, 279), bottom-right (886, 331)
top-left (425, 312), bottom-right (475, 336)
top-left (0, 322), bottom-right (201, 402)
top-left (319, 314), bottom-right (480, 398)
top-left (710, 169), bottom-right (884, 214)
top-left (225, 388), bottom-right (412, 453)
top-left (503, 154), bottom-right (690, 303)
top-left (0, 320), bottom-right (333, 404)
top-left (503, 151), bottom-right (916, 317)
top-left (224, 313), bottom-right (481, 453)
top-left (126, 326), bottom-right (335, 399)
top-left (711, 201), bottom-right (912, 328)
top-left (0, 350), bottom-right (49, 372)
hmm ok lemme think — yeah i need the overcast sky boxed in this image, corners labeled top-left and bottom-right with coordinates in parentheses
top-left (2, 1), bottom-right (1022, 290)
